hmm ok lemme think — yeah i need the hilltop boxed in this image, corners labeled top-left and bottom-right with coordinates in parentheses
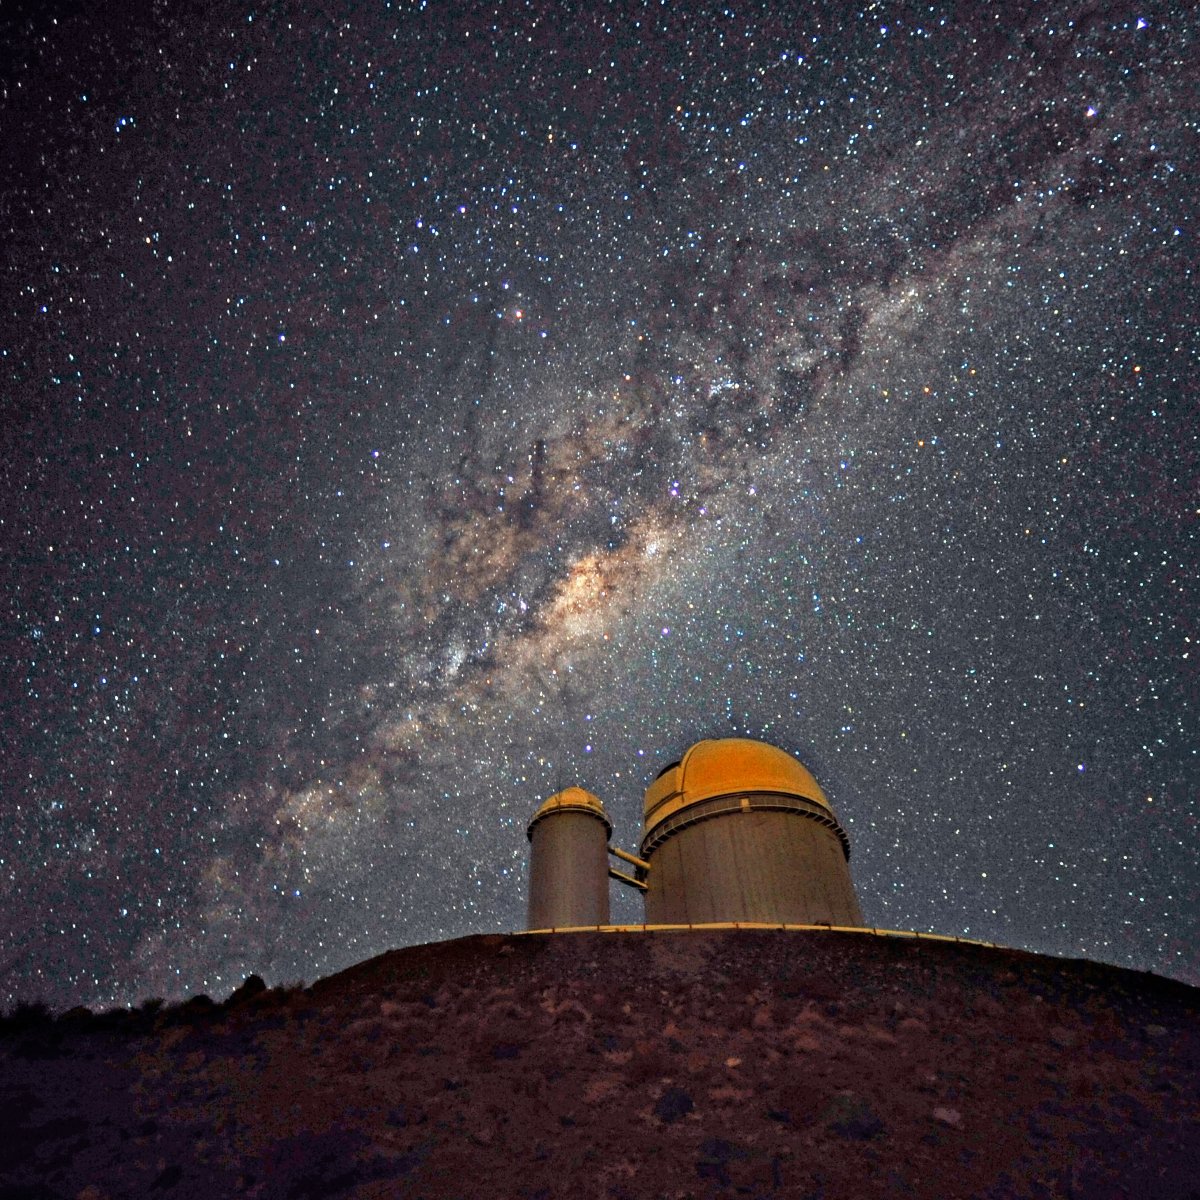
top-left (1, 929), bottom-right (1197, 1198)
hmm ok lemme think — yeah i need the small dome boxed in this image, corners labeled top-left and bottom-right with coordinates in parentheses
top-left (644, 738), bottom-right (831, 828)
top-left (527, 786), bottom-right (612, 839)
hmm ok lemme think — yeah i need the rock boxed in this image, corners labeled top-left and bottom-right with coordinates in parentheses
top-left (828, 1094), bottom-right (885, 1140)
top-left (933, 1107), bottom-right (963, 1128)
top-left (654, 1086), bottom-right (694, 1124)
top-left (583, 1076), bottom-right (622, 1104)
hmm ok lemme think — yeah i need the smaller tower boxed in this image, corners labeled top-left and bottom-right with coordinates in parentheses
top-left (526, 787), bottom-right (612, 929)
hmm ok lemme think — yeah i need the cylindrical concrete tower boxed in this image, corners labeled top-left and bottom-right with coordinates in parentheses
top-left (641, 739), bottom-right (862, 927)
top-left (526, 787), bottom-right (612, 929)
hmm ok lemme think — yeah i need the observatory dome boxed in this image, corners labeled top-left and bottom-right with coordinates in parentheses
top-left (527, 786), bottom-right (612, 839)
top-left (644, 737), bottom-right (831, 834)
top-left (526, 786), bottom-right (612, 929)
top-left (638, 737), bottom-right (860, 926)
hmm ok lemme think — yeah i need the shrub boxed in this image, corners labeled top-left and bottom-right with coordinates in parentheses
top-left (1, 999), bottom-right (54, 1032)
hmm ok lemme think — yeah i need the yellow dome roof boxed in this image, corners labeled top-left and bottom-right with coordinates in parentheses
top-left (643, 738), bottom-right (831, 829)
top-left (527, 786), bottom-right (612, 839)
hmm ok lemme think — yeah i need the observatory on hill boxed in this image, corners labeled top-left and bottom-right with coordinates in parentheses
top-left (527, 737), bottom-right (863, 929)
top-left (7, 753), bottom-right (1198, 1200)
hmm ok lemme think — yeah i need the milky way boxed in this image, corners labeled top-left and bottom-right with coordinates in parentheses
top-left (2, 1), bottom-right (1195, 1008)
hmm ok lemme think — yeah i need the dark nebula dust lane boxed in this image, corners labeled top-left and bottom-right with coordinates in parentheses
top-left (0, 2), bottom-right (1195, 1008)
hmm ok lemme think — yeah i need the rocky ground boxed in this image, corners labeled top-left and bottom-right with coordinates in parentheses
top-left (1, 928), bottom-right (1197, 1199)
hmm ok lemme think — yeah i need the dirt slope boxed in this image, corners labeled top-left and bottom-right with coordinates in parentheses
top-left (1, 929), bottom-right (1197, 1199)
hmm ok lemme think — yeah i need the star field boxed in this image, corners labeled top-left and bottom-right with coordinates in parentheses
top-left (1, 1), bottom-right (1195, 1009)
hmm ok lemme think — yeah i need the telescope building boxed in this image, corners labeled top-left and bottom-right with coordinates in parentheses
top-left (527, 737), bottom-right (862, 929)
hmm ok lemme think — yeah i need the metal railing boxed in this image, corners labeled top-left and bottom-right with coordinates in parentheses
top-left (516, 921), bottom-right (1000, 949)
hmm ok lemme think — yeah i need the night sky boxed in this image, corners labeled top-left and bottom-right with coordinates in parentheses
top-left (2, 1), bottom-right (1195, 1011)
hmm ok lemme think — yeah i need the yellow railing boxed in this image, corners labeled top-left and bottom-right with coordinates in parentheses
top-left (516, 922), bottom-right (999, 949)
